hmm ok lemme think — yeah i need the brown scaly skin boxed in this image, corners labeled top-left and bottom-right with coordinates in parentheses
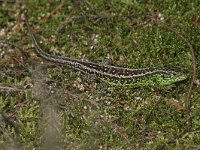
top-left (25, 18), bottom-right (187, 88)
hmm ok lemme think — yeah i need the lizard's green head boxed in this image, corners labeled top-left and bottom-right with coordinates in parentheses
top-left (156, 70), bottom-right (187, 86)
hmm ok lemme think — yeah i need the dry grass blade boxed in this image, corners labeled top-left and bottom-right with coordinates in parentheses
top-left (160, 22), bottom-right (197, 131)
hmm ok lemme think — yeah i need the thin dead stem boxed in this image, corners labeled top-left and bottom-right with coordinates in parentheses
top-left (159, 22), bottom-right (197, 131)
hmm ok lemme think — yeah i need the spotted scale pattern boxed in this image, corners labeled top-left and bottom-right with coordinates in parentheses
top-left (26, 19), bottom-right (187, 87)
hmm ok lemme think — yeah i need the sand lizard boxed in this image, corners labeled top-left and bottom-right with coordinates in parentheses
top-left (25, 19), bottom-right (187, 88)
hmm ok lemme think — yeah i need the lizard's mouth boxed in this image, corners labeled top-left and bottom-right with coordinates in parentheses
top-left (159, 73), bottom-right (188, 86)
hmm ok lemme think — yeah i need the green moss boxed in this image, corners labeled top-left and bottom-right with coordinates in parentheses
top-left (0, 0), bottom-right (199, 149)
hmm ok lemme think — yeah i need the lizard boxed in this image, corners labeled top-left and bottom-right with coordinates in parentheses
top-left (25, 19), bottom-right (187, 88)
